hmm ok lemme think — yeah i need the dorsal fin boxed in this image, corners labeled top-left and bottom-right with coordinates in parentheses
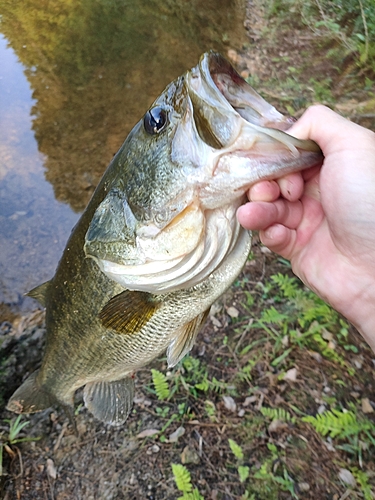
top-left (167, 309), bottom-right (210, 367)
top-left (99, 290), bottom-right (160, 335)
top-left (26, 280), bottom-right (51, 307)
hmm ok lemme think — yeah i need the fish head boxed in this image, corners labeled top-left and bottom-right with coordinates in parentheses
top-left (84, 52), bottom-right (323, 293)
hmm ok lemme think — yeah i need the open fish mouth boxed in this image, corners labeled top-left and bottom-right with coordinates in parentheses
top-left (191, 51), bottom-right (296, 137)
top-left (84, 52), bottom-right (323, 294)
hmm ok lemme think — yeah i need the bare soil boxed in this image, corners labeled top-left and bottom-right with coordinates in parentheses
top-left (1, 1), bottom-right (375, 499)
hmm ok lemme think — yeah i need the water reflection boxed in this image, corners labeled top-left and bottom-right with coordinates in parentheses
top-left (0, 0), bottom-right (246, 307)
top-left (0, 35), bottom-right (80, 306)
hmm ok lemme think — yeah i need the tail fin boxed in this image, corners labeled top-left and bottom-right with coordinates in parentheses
top-left (7, 370), bottom-right (54, 414)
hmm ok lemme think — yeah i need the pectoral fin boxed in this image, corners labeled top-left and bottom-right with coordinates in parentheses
top-left (167, 309), bottom-right (210, 367)
top-left (99, 290), bottom-right (160, 334)
top-left (26, 280), bottom-right (51, 307)
top-left (83, 377), bottom-right (135, 426)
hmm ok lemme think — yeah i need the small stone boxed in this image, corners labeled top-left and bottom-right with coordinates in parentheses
top-left (298, 482), bottom-right (310, 492)
top-left (362, 398), bottom-right (374, 414)
top-left (238, 409), bottom-right (245, 417)
top-left (353, 358), bottom-right (363, 369)
top-left (327, 340), bottom-right (336, 350)
top-left (317, 405), bottom-right (326, 415)
top-left (46, 459), bottom-right (57, 480)
top-left (181, 445), bottom-right (200, 465)
top-left (322, 330), bottom-right (333, 341)
top-left (350, 392), bottom-right (360, 398)
top-left (146, 444), bottom-right (160, 455)
top-left (227, 306), bottom-right (239, 318)
top-left (281, 335), bottom-right (289, 347)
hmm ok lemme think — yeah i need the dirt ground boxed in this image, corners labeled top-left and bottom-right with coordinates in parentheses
top-left (1, 1), bottom-right (375, 499)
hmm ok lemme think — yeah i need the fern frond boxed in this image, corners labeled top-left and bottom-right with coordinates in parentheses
top-left (271, 273), bottom-right (299, 298)
top-left (172, 463), bottom-right (193, 493)
top-left (351, 468), bottom-right (374, 500)
top-left (302, 409), bottom-right (361, 439)
top-left (228, 439), bottom-right (244, 460)
top-left (151, 369), bottom-right (170, 401)
top-left (178, 489), bottom-right (204, 500)
top-left (260, 407), bottom-right (296, 424)
top-left (238, 465), bottom-right (250, 483)
top-left (261, 306), bottom-right (288, 325)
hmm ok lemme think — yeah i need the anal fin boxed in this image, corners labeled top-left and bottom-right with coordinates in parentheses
top-left (83, 376), bottom-right (135, 426)
top-left (167, 309), bottom-right (210, 368)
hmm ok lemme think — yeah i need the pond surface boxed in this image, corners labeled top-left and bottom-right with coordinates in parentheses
top-left (0, 0), bottom-right (246, 311)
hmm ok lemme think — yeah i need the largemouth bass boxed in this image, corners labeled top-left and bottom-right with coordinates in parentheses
top-left (7, 52), bottom-right (322, 425)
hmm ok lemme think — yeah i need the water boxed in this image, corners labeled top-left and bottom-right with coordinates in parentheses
top-left (0, 0), bottom-right (246, 311)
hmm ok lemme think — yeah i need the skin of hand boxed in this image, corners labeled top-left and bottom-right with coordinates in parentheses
top-left (237, 105), bottom-right (375, 351)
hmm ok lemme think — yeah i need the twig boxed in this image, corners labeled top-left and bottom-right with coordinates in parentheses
top-left (53, 421), bottom-right (68, 452)
top-left (358, 0), bottom-right (369, 62)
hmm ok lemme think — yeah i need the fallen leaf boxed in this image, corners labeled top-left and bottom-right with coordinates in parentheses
top-left (169, 426), bottom-right (185, 443)
top-left (268, 419), bottom-right (288, 433)
top-left (284, 367), bottom-right (298, 382)
top-left (210, 316), bottom-right (222, 328)
top-left (223, 396), bottom-right (237, 412)
top-left (136, 428), bottom-right (159, 438)
top-left (243, 396), bottom-right (257, 406)
top-left (338, 468), bottom-right (356, 487)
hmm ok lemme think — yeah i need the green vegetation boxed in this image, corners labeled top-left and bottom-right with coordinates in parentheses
top-left (172, 463), bottom-right (204, 500)
top-left (0, 416), bottom-right (39, 477)
top-left (152, 369), bottom-right (170, 401)
top-left (266, 0), bottom-right (375, 70)
top-left (140, 268), bottom-right (375, 498)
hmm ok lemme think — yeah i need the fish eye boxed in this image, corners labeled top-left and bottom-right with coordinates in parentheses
top-left (144, 107), bottom-right (168, 135)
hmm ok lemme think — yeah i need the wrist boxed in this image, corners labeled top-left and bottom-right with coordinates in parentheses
top-left (344, 282), bottom-right (375, 353)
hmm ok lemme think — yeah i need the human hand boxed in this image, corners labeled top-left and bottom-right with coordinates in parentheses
top-left (237, 105), bottom-right (375, 351)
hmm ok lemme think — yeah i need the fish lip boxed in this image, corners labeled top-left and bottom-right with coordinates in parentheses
top-left (197, 51), bottom-right (294, 131)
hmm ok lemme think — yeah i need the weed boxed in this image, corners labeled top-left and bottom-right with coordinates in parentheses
top-left (351, 468), bottom-right (374, 500)
top-left (302, 405), bottom-right (375, 465)
top-left (266, 0), bottom-right (375, 70)
top-left (251, 443), bottom-right (298, 499)
top-left (228, 439), bottom-right (250, 483)
top-left (151, 369), bottom-right (170, 401)
top-left (0, 415), bottom-right (40, 476)
top-left (250, 273), bottom-right (357, 371)
top-left (260, 407), bottom-right (296, 424)
top-left (171, 463), bottom-right (204, 500)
